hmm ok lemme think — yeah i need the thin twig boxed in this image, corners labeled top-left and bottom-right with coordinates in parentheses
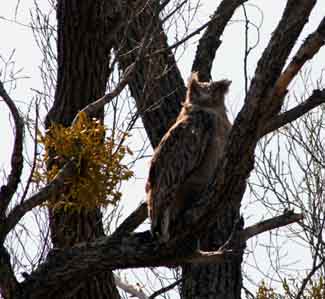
top-left (148, 278), bottom-right (183, 299)
top-left (20, 100), bottom-right (40, 203)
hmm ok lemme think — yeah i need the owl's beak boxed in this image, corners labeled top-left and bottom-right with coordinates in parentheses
top-left (219, 79), bottom-right (232, 93)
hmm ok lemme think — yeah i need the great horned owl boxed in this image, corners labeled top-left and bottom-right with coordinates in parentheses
top-left (146, 73), bottom-right (232, 243)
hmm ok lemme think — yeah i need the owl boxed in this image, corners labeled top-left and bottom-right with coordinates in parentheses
top-left (146, 72), bottom-right (232, 243)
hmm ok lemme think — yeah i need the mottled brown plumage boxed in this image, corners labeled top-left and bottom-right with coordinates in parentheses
top-left (146, 73), bottom-right (232, 242)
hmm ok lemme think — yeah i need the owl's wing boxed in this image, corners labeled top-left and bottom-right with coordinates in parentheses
top-left (147, 110), bottom-right (216, 235)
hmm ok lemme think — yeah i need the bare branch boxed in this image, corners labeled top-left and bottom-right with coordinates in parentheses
top-left (16, 209), bottom-right (302, 298)
top-left (2, 59), bottom-right (136, 240)
top-left (114, 274), bottom-right (148, 299)
top-left (191, 0), bottom-right (248, 81)
top-left (296, 258), bottom-right (325, 299)
top-left (151, 11), bottom-right (229, 58)
top-left (261, 89), bottom-right (325, 136)
top-left (241, 211), bottom-right (303, 242)
top-left (274, 17), bottom-right (325, 97)
top-left (148, 278), bottom-right (182, 299)
top-left (113, 202), bottom-right (147, 237)
top-left (186, 211), bottom-right (303, 263)
top-left (241, 0), bottom-right (317, 123)
top-left (185, 249), bottom-right (235, 265)
top-left (216, 2), bottom-right (317, 214)
top-left (2, 159), bottom-right (77, 241)
top-left (0, 81), bottom-right (24, 212)
top-left (72, 62), bottom-right (136, 126)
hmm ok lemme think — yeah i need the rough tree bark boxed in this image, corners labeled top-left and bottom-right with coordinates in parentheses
top-left (44, 1), bottom-right (123, 298)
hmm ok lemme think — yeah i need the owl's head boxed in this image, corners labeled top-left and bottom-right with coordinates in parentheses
top-left (186, 72), bottom-right (231, 108)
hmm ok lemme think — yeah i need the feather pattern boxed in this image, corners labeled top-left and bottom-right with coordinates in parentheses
top-left (146, 73), bottom-right (231, 243)
top-left (147, 110), bottom-right (216, 241)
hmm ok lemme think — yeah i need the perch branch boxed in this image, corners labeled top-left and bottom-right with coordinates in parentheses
top-left (18, 207), bottom-right (301, 299)
top-left (187, 211), bottom-right (303, 264)
top-left (113, 202), bottom-right (147, 237)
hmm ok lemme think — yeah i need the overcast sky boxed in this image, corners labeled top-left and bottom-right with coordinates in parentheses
top-left (1, 0), bottom-right (325, 294)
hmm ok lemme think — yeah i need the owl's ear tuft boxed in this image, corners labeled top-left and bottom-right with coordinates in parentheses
top-left (189, 72), bottom-right (199, 83)
top-left (187, 72), bottom-right (201, 100)
top-left (219, 79), bottom-right (232, 93)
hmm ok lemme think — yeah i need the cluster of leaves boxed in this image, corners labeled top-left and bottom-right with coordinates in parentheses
top-left (256, 278), bottom-right (325, 299)
top-left (35, 112), bottom-right (133, 211)
top-left (256, 282), bottom-right (279, 299)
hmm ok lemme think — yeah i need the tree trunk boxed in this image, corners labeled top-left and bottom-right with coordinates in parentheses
top-left (45, 1), bottom-right (121, 298)
top-left (181, 205), bottom-right (243, 299)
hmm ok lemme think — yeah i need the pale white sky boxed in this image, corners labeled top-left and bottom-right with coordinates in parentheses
top-left (1, 0), bottom-right (325, 296)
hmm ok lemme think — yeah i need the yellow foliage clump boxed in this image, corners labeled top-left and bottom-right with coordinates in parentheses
top-left (36, 112), bottom-right (133, 211)
top-left (256, 278), bottom-right (325, 299)
top-left (256, 281), bottom-right (278, 299)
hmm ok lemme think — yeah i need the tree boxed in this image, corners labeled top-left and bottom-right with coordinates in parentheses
top-left (0, 0), bottom-right (325, 298)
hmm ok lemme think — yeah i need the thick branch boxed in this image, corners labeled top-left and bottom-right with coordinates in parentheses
top-left (261, 89), bottom-right (325, 136)
top-left (17, 211), bottom-right (301, 298)
top-left (191, 0), bottom-right (247, 81)
top-left (187, 211), bottom-right (303, 263)
top-left (274, 17), bottom-right (325, 97)
top-left (113, 202), bottom-right (147, 237)
top-left (242, 0), bottom-right (316, 123)
top-left (0, 81), bottom-right (24, 212)
top-left (215, 1), bottom-right (317, 213)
